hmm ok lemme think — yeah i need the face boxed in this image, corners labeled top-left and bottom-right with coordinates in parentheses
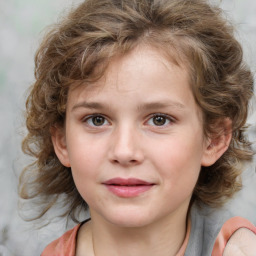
top-left (53, 46), bottom-right (216, 228)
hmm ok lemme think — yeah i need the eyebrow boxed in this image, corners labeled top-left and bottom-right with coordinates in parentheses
top-left (72, 102), bottom-right (110, 111)
top-left (71, 100), bottom-right (186, 112)
top-left (137, 101), bottom-right (186, 111)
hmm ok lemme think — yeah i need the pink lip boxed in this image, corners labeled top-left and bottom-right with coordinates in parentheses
top-left (103, 178), bottom-right (154, 198)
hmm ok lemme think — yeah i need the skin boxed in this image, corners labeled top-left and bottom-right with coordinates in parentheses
top-left (223, 228), bottom-right (256, 256)
top-left (52, 45), bottom-right (231, 256)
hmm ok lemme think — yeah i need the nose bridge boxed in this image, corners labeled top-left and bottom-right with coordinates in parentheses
top-left (110, 122), bottom-right (143, 165)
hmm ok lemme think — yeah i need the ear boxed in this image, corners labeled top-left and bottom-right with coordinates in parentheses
top-left (51, 126), bottom-right (71, 167)
top-left (201, 118), bottom-right (232, 167)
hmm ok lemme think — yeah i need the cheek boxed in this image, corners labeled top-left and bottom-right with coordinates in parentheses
top-left (69, 147), bottom-right (100, 205)
top-left (66, 141), bottom-right (101, 192)
top-left (67, 134), bottom-right (111, 185)
top-left (152, 136), bottom-right (203, 188)
top-left (67, 133), bottom-right (106, 169)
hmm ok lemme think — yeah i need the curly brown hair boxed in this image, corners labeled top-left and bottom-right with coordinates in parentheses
top-left (20, 0), bottom-right (254, 222)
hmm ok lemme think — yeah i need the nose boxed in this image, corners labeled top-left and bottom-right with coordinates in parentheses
top-left (108, 125), bottom-right (144, 166)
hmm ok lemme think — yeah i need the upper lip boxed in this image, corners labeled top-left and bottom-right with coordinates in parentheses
top-left (103, 178), bottom-right (154, 186)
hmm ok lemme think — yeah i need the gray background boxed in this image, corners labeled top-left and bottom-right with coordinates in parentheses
top-left (0, 0), bottom-right (255, 255)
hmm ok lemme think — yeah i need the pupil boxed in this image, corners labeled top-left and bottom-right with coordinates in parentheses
top-left (153, 116), bottom-right (166, 126)
top-left (92, 116), bottom-right (104, 126)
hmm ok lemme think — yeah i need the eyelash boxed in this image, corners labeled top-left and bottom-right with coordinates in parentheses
top-left (146, 113), bottom-right (175, 127)
top-left (82, 113), bottom-right (175, 128)
top-left (82, 114), bottom-right (110, 127)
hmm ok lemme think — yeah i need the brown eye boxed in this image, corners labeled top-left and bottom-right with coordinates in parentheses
top-left (147, 114), bottom-right (173, 127)
top-left (92, 116), bottom-right (105, 126)
top-left (84, 114), bottom-right (110, 128)
top-left (152, 116), bottom-right (167, 126)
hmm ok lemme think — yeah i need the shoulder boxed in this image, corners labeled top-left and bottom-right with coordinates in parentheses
top-left (41, 223), bottom-right (81, 256)
top-left (223, 228), bottom-right (256, 256)
top-left (212, 216), bottom-right (256, 256)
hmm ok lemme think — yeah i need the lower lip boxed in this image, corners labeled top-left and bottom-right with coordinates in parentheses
top-left (105, 185), bottom-right (153, 198)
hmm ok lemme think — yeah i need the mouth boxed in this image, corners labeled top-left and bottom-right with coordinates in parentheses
top-left (103, 178), bottom-right (155, 198)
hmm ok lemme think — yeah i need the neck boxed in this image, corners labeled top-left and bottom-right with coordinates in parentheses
top-left (89, 209), bottom-right (189, 256)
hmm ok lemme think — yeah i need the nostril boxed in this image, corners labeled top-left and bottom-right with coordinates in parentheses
top-left (111, 158), bottom-right (139, 166)
top-left (108, 142), bottom-right (144, 165)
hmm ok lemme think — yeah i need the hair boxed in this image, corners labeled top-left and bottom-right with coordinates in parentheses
top-left (20, 0), bottom-right (254, 222)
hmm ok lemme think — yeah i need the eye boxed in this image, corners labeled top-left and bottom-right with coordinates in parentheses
top-left (147, 114), bottom-right (173, 127)
top-left (84, 115), bottom-right (109, 127)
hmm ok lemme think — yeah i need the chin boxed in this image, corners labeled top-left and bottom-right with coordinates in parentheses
top-left (110, 218), bottom-right (152, 229)
top-left (103, 209), bottom-right (155, 229)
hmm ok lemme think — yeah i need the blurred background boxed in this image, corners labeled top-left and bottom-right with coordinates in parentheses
top-left (0, 0), bottom-right (255, 255)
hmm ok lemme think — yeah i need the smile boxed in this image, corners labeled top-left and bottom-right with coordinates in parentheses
top-left (103, 178), bottom-right (155, 198)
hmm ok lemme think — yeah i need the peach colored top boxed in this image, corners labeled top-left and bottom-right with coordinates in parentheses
top-left (176, 218), bottom-right (191, 256)
top-left (41, 217), bottom-right (255, 256)
top-left (41, 224), bottom-right (80, 256)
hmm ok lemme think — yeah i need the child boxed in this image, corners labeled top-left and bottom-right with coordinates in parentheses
top-left (20, 0), bottom-right (256, 255)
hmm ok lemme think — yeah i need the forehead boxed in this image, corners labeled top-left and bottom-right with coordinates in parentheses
top-left (70, 44), bottom-right (190, 94)
top-left (107, 47), bottom-right (187, 88)
top-left (67, 46), bottom-right (202, 117)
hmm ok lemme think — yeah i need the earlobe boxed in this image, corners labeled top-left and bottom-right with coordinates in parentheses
top-left (51, 126), bottom-right (71, 167)
top-left (201, 118), bottom-right (232, 167)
